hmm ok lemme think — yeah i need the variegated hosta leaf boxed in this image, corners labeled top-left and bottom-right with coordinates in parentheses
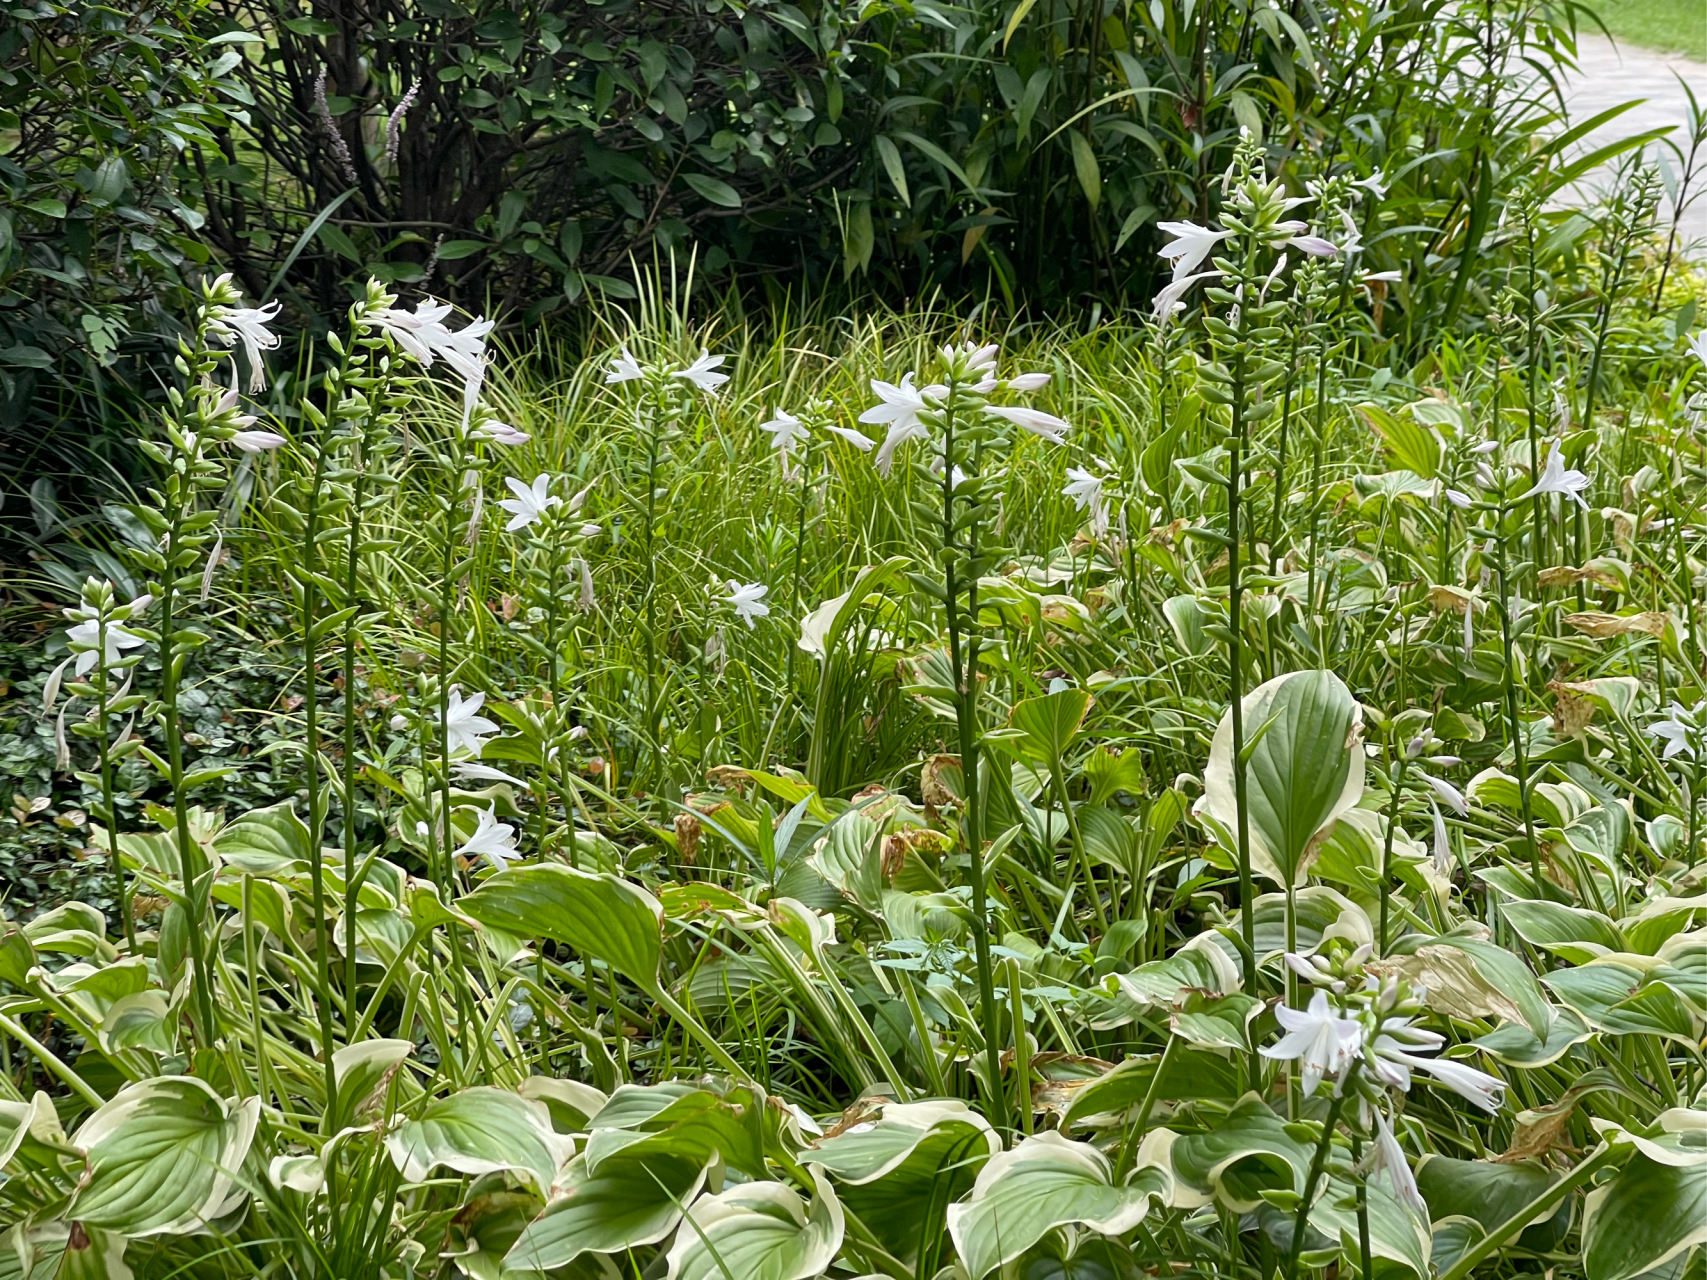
top-left (1414, 1155), bottom-right (1571, 1252)
top-left (1309, 1174), bottom-right (1431, 1278)
top-left (0, 1090), bottom-right (64, 1171)
top-left (1200, 669), bottom-right (1365, 888)
top-left (384, 1087), bottom-right (573, 1194)
top-left (946, 1130), bottom-right (1170, 1279)
top-left (328, 1037), bottom-right (414, 1133)
top-left (68, 1077), bottom-right (259, 1237)
top-left (663, 1167), bottom-right (844, 1280)
top-left (1542, 959), bottom-right (1702, 1043)
top-left (1582, 1118), bottom-right (1707, 1280)
top-left (458, 864), bottom-right (664, 990)
top-left (504, 1151), bottom-right (709, 1272)
top-left (1168, 1094), bottom-right (1312, 1213)
top-left (800, 1099), bottom-right (998, 1262)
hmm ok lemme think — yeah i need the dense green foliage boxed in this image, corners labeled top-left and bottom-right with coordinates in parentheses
top-left (1, 108), bottom-right (1706, 1280)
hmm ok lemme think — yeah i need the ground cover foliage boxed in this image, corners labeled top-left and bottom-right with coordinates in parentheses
top-left (3, 131), bottom-right (1707, 1280)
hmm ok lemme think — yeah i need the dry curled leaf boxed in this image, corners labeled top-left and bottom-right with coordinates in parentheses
top-left (1564, 611), bottom-right (1667, 639)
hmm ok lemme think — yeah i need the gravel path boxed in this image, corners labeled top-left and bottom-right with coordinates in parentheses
top-left (1558, 34), bottom-right (1707, 243)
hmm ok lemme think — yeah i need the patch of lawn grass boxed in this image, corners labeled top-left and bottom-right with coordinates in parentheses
top-left (1584, 0), bottom-right (1706, 60)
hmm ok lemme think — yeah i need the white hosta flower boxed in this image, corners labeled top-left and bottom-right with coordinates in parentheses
top-left (444, 688), bottom-right (499, 758)
top-left (1364, 269), bottom-right (1402, 284)
top-left (1469, 439), bottom-right (1501, 455)
top-left (1006, 371), bottom-right (1050, 391)
top-left (1648, 703), bottom-right (1696, 759)
top-left (1260, 990), bottom-right (1365, 1097)
top-left (863, 373), bottom-right (940, 476)
top-left (1152, 270), bottom-right (1216, 327)
top-left (675, 350), bottom-right (729, 393)
top-left (606, 346), bottom-right (644, 384)
top-left (984, 404), bottom-right (1070, 445)
top-left (1367, 1109), bottom-right (1427, 1217)
top-left (230, 429), bottom-right (288, 453)
top-left (65, 616), bottom-right (148, 677)
top-left (823, 421), bottom-right (875, 451)
top-left (208, 293), bottom-right (283, 393)
top-left (475, 420), bottom-right (531, 446)
top-left (455, 762), bottom-right (527, 787)
top-left (1430, 801), bottom-right (1452, 876)
top-left (363, 299), bottom-right (456, 366)
top-left (1062, 467), bottom-right (1107, 535)
top-left (1353, 171), bottom-right (1389, 200)
top-left (1274, 220), bottom-right (1339, 258)
top-left (498, 474), bottom-right (562, 531)
top-left (1520, 441), bottom-right (1591, 508)
top-left (760, 408), bottom-right (808, 463)
top-left (455, 805), bottom-right (521, 870)
top-left (1686, 331), bottom-right (1707, 371)
top-left (723, 580), bottom-right (770, 628)
top-left (1444, 489), bottom-right (1473, 508)
top-left (1367, 1018), bottom-right (1506, 1112)
top-left (945, 341), bottom-right (999, 373)
top-left (1415, 771), bottom-right (1467, 817)
top-left (1157, 220), bottom-right (1234, 279)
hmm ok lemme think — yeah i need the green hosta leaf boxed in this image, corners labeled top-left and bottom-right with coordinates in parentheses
top-left (663, 1168), bottom-right (844, 1280)
top-left (1101, 935), bottom-right (1241, 1023)
top-left (1500, 899), bottom-right (1626, 962)
top-left (1170, 991), bottom-right (1261, 1052)
top-left (1085, 746), bottom-right (1148, 807)
top-left (1414, 1156), bottom-right (1570, 1250)
top-left (69, 1077), bottom-right (259, 1236)
top-left (506, 1151), bottom-right (709, 1270)
top-left (583, 1086), bottom-right (770, 1179)
top-left (1238, 887), bottom-right (1373, 962)
top-left (211, 800), bottom-right (311, 870)
top-left (328, 1038), bottom-right (413, 1134)
top-left (797, 558), bottom-right (909, 663)
top-left (1169, 1094), bottom-right (1312, 1212)
top-left (460, 865), bottom-right (663, 990)
top-left (1008, 688), bottom-right (1094, 765)
top-left (1309, 1174), bottom-right (1430, 1278)
top-left (1201, 670), bottom-right (1365, 887)
top-left (1379, 937), bottom-right (1552, 1037)
top-left (1060, 1048), bottom-right (1243, 1129)
top-left (51, 1223), bottom-right (131, 1280)
top-left (947, 1131), bottom-right (1169, 1279)
top-left (99, 991), bottom-right (175, 1056)
top-left (384, 1087), bottom-right (573, 1194)
top-left (1582, 1152), bottom-right (1707, 1280)
top-left (0, 1091), bottom-right (64, 1171)
top-left (801, 1100), bottom-right (998, 1262)
top-left (1471, 1006), bottom-right (1593, 1067)
top-left (1359, 402), bottom-right (1442, 477)
top-left (1542, 959), bottom-right (1701, 1043)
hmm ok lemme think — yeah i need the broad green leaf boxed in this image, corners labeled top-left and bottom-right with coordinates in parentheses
top-left (69, 1077), bottom-right (259, 1236)
top-left (797, 558), bottom-right (909, 662)
top-left (460, 865), bottom-right (663, 990)
top-left (1543, 960), bottom-right (1701, 1043)
top-left (1068, 131), bottom-right (1101, 209)
top-left (1309, 1174), bottom-right (1430, 1277)
top-left (328, 1038), bottom-right (413, 1133)
top-left (683, 173), bottom-right (740, 208)
top-left (1007, 688), bottom-right (1094, 766)
top-left (1102, 934), bottom-right (1241, 1021)
top-left (1471, 1006), bottom-right (1593, 1067)
top-left (0, 1091), bottom-right (63, 1171)
top-left (211, 800), bottom-right (311, 870)
top-left (1170, 991), bottom-right (1260, 1052)
top-left (99, 991), bottom-right (175, 1056)
top-left (52, 1224), bottom-right (131, 1280)
top-left (1202, 670), bottom-right (1364, 887)
top-left (663, 1168), bottom-right (844, 1280)
top-left (1581, 1153), bottom-right (1706, 1280)
top-left (1414, 1156), bottom-right (1570, 1249)
top-left (506, 1151), bottom-right (708, 1270)
top-left (384, 1087), bottom-right (573, 1194)
top-left (801, 1100), bottom-right (997, 1262)
top-left (1085, 746), bottom-right (1147, 807)
top-left (1380, 937), bottom-right (1552, 1037)
top-left (1500, 899), bottom-right (1627, 963)
top-left (1358, 402), bottom-right (1442, 477)
top-left (946, 1131), bottom-right (1168, 1278)
top-left (1060, 1047), bottom-right (1243, 1129)
top-left (1169, 1095), bottom-right (1312, 1212)
top-left (519, 1077), bottom-right (608, 1132)
top-left (583, 1087), bottom-right (769, 1179)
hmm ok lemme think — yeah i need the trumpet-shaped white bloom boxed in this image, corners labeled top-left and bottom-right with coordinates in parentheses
top-left (676, 350), bottom-right (729, 393)
top-left (1366, 1018), bottom-right (1506, 1112)
top-left (363, 299), bottom-right (457, 366)
top-left (444, 688), bottom-right (499, 758)
top-left (1367, 1109), bottom-right (1427, 1216)
top-left (1429, 801), bottom-right (1452, 876)
top-left (1415, 771), bottom-right (1467, 816)
top-left (231, 429), bottom-right (288, 453)
top-left (1062, 467), bottom-right (1107, 535)
top-left (1260, 990), bottom-right (1365, 1097)
top-left (984, 404), bottom-right (1070, 445)
top-left (1153, 270), bottom-right (1217, 327)
top-left (863, 374), bottom-right (941, 476)
top-left (1157, 220), bottom-right (1234, 280)
top-left (455, 762), bottom-right (526, 787)
top-left (455, 805), bottom-right (521, 870)
top-left (760, 408), bottom-right (808, 459)
top-left (1649, 703), bottom-right (1697, 759)
top-left (65, 616), bottom-right (148, 677)
top-left (208, 294), bottom-right (282, 393)
top-left (474, 420), bottom-right (531, 446)
top-left (1520, 441), bottom-right (1591, 508)
top-left (606, 346), bottom-right (645, 384)
top-left (823, 421), bottom-right (875, 450)
top-left (1006, 371), bottom-right (1051, 391)
top-left (1686, 331), bottom-right (1707, 370)
top-left (499, 474), bottom-right (562, 531)
top-left (724, 580), bottom-right (770, 628)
